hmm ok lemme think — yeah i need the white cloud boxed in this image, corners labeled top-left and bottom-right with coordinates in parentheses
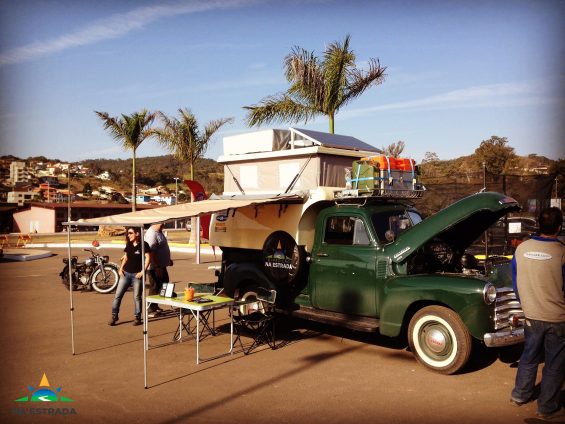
top-left (341, 82), bottom-right (558, 118)
top-left (0, 0), bottom-right (257, 66)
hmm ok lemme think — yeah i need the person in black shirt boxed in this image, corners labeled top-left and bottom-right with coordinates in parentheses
top-left (108, 227), bottom-right (151, 326)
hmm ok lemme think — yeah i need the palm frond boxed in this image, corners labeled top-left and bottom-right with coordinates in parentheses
top-left (244, 94), bottom-right (318, 127)
top-left (322, 35), bottom-right (354, 113)
top-left (343, 58), bottom-right (386, 105)
top-left (203, 117), bottom-right (234, 143)
top-left (285, 47), bottom-right (325, 109)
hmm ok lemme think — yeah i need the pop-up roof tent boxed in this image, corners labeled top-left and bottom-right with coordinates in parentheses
top-left (220, 127), bottom-right (382, 196)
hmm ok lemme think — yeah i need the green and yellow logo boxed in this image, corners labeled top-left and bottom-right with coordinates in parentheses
top-left (15, 373), bottom-right (73, 402)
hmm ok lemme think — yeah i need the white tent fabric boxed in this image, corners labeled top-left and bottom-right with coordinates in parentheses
top-left (69, 194), bottom-right (303, 226)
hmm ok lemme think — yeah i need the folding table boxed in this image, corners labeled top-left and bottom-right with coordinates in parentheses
top-left (145, 294), bottom-right (234, 364)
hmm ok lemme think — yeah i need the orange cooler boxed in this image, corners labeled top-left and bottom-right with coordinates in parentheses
top-left (397, 158), bottom-right (415, 172)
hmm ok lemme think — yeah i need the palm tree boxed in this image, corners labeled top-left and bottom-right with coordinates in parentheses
top-left (382, 141), bottom-right (406, 158)
top-left (152, 108), bottom-right (233, 181)
top-left (94, 109), bottom-right (155, 211)
top-left (244, 35), bottom-right (386, 133)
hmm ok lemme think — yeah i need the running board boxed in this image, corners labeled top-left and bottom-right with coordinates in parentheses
top-left (286, 306), bottom-right (380, 332)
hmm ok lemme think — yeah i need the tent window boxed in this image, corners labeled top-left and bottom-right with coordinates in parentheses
top-left (279, 162), bottom-right (300, 189)
top-left (240, 166), bottom-right (258, 188)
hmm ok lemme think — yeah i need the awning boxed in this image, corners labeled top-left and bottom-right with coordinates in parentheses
top-left (67, 193), bottom-right (304, 227)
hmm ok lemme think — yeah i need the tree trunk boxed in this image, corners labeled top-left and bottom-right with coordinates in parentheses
top-left (188, 162), bottom-right (196, 244)
top-left (329, 114), bottom-right (335, 134)
top-left (132, 149), bottom-right (137, 212)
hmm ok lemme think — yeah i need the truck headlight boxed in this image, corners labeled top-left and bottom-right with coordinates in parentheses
top-left (483, 283), bottom-right (497, 305)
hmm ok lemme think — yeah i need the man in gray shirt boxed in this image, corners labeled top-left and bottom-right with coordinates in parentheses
top-left (145, 222), bottom-right (171, 316)
top-left (510, 207), bottom-right (565, 420)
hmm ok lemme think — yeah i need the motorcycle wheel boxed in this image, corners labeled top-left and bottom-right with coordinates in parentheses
top-left (91, 265), bottom-right (119, 294)
top-left (60, 265), bottom-right (77, 291)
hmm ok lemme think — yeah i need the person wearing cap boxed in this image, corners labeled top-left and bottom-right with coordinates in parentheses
top-left (145, 222), bottom-right (172, 317)
top-left (510, 207), bottom-right (565, 420)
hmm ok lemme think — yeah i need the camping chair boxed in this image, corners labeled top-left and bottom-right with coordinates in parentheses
top-left (0, 235), bottom-right (9, 248)
top-left (233, 287), bottom-right (277, 355)
top-left (16, 233), bottom-right (32, 248)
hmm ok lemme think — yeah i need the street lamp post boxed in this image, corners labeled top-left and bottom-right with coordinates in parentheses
top-left (173, 177), bottom-right (180, 229)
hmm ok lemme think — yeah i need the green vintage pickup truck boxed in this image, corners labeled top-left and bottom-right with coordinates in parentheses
top-left (213, 191), bottom-right (525, 374)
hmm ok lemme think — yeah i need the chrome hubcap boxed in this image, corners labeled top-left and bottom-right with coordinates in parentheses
top-left (420, 322), bottom-right (452, 359)
top-left (425, 327), bottom-right (447, 354)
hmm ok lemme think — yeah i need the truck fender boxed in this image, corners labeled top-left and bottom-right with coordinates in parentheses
top-left (378, 276), bottom-right (493, 340)
top-left (223, 262), bottom-right (273, 297)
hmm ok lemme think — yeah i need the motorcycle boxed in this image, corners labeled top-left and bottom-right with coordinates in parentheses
top-left (59, 241), bottom-right (120, 294)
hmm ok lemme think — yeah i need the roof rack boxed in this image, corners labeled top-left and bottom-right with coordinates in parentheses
top-left (335, 187), bottom-right (426, 201)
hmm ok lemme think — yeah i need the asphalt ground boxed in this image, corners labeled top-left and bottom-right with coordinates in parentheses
top-left (0, 247), bottom-right (563, 424)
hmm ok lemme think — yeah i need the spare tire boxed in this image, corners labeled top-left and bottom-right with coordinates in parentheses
top-left (262, 231), bottom-right (304, 284)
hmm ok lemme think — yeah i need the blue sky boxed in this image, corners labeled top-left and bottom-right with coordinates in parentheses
top-left (1, 0), bottom-right (563, 165)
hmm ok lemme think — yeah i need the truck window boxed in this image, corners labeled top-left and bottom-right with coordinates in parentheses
top-left (353, 218), bottom-right (370, 245)
top-left (371, 210), bottom-right (420, 243)
top-left (324, 216), bottom-right (369, 246)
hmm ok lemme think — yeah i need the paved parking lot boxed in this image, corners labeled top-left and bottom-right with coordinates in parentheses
top-left (0, 247), bottom-right (561, 423)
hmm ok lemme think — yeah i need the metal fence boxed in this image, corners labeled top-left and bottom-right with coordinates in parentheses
top-left (413, 172), bottom-right (562, 217)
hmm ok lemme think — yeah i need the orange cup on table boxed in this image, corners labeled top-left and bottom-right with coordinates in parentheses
top-left (184, 287), bottom-right (194, 301)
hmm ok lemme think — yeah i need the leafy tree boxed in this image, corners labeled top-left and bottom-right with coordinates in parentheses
top-left (152, 108), bottom-right (233, 181)
top-left (244, 35), bottom-right (386, 133)
top-left (420, 151), bottom-right (441, 179)
top-left (94, 109), bottom-right (155, 211)
top-left (82, 182), bottom-right (92, 196)
top-left (381, 141), bottom-right (405, 158)
top-left (422, 152), bottom-right (440, 163)
top-left (474, 135), bottom-right (516, 175)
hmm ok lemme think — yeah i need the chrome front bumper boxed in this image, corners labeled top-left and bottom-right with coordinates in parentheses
top-left (483, 327), bottom-right (524, 347)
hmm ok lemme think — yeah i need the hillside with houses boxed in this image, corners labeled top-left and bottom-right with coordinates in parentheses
top-left (0, 155), bottom-right (224, 207)
top-left (0, 148), bottom-right (562, 235)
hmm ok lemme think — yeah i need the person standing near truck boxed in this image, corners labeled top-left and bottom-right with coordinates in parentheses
top-left (510, 207), bottom-right (565, 420)
top-left (145, 222), bottom-right (172, 317)
top-left (109, 227), bottom-right (151, 326)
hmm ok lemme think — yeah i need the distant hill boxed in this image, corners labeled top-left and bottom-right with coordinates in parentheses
top-left (0, 154), bottom-right (224, 195)
top-left (81, 155), bottom-right (224, 194)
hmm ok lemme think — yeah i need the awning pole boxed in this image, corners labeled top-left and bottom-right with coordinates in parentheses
top-left (67, 225), bottom-right (75, 355)
top-left (141, 225), bottom-right (148, 389)
top-left (196, 216), bottom-right (201, 265)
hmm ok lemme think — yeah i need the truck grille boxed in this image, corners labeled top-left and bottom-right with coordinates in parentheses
top-left (493, 287), bottom-right (525, 330)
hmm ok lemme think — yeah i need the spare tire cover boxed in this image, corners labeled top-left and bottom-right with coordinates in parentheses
top-left (262, 231), bottom-right (302, 284)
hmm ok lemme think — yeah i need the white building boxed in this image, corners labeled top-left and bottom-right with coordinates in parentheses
top-left (10, 161), bottom-right (30, 184)
top-left (96, 171), bottom-right (111, 180)
top-left (8, 189), bottom-right (36, 206)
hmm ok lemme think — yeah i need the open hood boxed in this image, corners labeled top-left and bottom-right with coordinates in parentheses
top-left (387, 192), bottom-right (520, 263)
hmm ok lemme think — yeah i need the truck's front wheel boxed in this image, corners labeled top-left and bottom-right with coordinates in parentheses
top-left (408, 306), bottom-right (471, 375)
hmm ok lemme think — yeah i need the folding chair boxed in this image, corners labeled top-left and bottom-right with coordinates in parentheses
top-left (233, 287), bottom-right (277, 354)
top-left (0, 235), bottom-right (9, 248)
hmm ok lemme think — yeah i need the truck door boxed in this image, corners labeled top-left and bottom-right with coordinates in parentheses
top-left (310, 214), bottom-right (377, 316)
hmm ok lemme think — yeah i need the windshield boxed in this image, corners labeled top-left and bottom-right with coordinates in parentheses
top-left (371, 209), bottom-right (422, 243)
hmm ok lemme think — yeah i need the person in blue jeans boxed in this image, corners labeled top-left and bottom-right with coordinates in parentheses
top-left (510, 207), bottom-right (565, 421)
top-left (108, 227), bottom-right (151, 326)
